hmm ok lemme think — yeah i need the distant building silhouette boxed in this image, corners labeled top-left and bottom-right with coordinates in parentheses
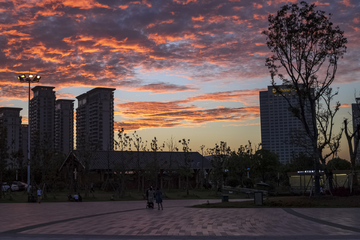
top-left (55, 99), bottom-right (74, 155)
top-left (3, 86), bottom-right (118, 166)
top-left (0, 107), bottom-right (23, 168)
top-left (30, 86), bottom-right (56, 153)
top-left (260, 85), bottom-right (313, 164)
top-left (76, 88), bottom-right (115, 151)
top-left (352, 98), bottom-right (360, 165)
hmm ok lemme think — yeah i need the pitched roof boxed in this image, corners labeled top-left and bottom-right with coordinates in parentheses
top-left (62, 150), bottom-right (212, 171)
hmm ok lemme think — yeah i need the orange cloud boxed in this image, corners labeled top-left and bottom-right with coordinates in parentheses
top-left (0, 82), bottom-right (30, 101)
top-left (147, 19), bottom-right (174, 28)
top-left (115, 105), bottom-right (260, 131)
top-left (188, 89), bottom-right (265, 104)
top-left (2, 30), bottom-right (30, 37)
top-left (231, 16), bottom-right (244, 24)
top-left (208, 15), bottom-right (232, 23)
top-left (192, 15), bottom-right (204, 22)
top-left (266, 0), bottom-right (297, 5)
top-left (233, 6), bottom-right (244, 11)
top-left (340, 104), bottom-right (351, 107)
top-left (148, 33), bottom-right (183, 44)
top-left (313, 1), bottom-right (330, 6)
top-left (115, 101), bottom-right (198, 118)
top-left (340, 0), bottom-right (355, 7)
top-left (135, 83), bottom-right (198, 94)
top-left (148, 33), bottom-right (197, 45)
top-left (13, 43), bottom-right (71, 63)
top-left (253, 3), bottom-right (263, 8)
top-left (113, 89), bottom-right (262, 130)
top-left (253, 14), bottom-right (267, 20)
top-left (251, 52), bottom-right (269, 55)
top-left (63, 35), bottom-right (151, 54)
top-left (173, 0), bottom-right (197, 5)
top-left (114, 119), bottom-right (183, 131)
top-left (56, 93), bottom-right (77, 99)
top-left (34, 8), bottom-right (65, 18)
top-left (61, 0), bottom-right (111, 9)
top-left (141, 0), bottom-right (152, 7)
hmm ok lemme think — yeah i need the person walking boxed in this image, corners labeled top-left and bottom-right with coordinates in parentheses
top-left (37, 188), bottom-right (42, 204)
top-left (146, 186), bottom-right (155, 208)
top-left (155, 187), bottom-right (163, 210)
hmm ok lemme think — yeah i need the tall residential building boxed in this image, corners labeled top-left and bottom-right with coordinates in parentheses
top-left (352, 98), bottom-right (360, 165)
top-left (76, 87), bottom-right (115, 151)
top-left (0, 107), bottom-right (23, 167)
top-left (260, 86), bottom-right (313, 164)
top-left (55, 99), bottom-right (75, 155)
top-left (30, 86), bottom-right (56, 153)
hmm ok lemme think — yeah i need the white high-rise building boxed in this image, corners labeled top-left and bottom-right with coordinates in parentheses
top-left (55, 99), bottom-right (74, 155)
top-left (76, 88), bottom-right (115, 151)
top-left (260, 86), bottom-right (313, 164)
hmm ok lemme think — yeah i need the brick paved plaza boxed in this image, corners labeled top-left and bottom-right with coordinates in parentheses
top-left (1, 199), bottom-right (360, 240)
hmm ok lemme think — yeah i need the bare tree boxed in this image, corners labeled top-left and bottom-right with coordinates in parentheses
top-left (132, 131), bottom-right (147, 191)
top-left (114, 128), bottom-right (132, 198)
top-left (262, 1), bottom-right (347, 196)
top-left (199, 145), bottom-right (205, 189)
top-left (179, 139), bottom-right (192, 195)
top-left (148, 137), bottom-right (164, 188)
top-left (208, 141), bottom-right (231, 193)
top-left (164, 136), bottom-right (178, 189)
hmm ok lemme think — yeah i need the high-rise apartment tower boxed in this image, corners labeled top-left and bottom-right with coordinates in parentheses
top-left (352, 98), bottom-right (360, 165)
top-left (55, 99), bottom-right (74, 155)
top-left (260, 86), bottom-right (313, 164)
top-left (76, 88), bottom-right (115, 151)
top-left (0, 107), bottom-right (23, 167)
top-left (30, 86), bottom-right (56, 152)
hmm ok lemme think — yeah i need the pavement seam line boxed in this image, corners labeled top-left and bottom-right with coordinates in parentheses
top-left (1, 207), bottom-right (145, 234)
top-left (283, 208), bottom-right (360, 233)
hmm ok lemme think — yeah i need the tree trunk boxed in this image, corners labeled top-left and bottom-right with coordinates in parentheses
top-left (186, 175), bottom-right (189, 195)
top-left (314, 158), bottom-right (320, 197)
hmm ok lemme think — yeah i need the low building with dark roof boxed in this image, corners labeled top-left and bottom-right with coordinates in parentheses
top-left (59, 150), bottom-right (212, 191)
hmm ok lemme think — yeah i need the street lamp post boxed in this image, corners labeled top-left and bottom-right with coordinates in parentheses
top-left (18, 73), bottom-right (41, 193)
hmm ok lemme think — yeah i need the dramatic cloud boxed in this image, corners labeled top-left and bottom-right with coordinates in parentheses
top-left (1, 0), bottom-right (357, 93)
top-left (135, 82), bottom-right (198, 94)
top-left (115, 105), bottom-right (260, 131)
top-left (115, 89), bottom-right (261, 130)
top-left (1, 0), bottom-right (358, 143)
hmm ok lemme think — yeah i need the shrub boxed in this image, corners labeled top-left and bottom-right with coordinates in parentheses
top-left (331, 187), bottom-right (350, 197)
top-left (243, 178), bottom-right (254, 188)
top-left (226, 178), bottom-right (240, 188)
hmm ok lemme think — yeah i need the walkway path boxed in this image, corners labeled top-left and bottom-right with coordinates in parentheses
top-left (1, 199), bottom-right (360, 240)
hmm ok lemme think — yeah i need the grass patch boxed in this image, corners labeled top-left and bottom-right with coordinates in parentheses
top-left (192, 195), bottom-right (360, 208)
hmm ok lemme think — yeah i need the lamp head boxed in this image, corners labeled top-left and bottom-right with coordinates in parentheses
top-left (18, 74), bottom-right (26, 81)
top-left (33, 75), bottom-right (41, 82)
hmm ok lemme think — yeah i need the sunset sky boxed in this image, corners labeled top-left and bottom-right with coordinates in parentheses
top-left (0, 0), bottom-right (359, 159)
